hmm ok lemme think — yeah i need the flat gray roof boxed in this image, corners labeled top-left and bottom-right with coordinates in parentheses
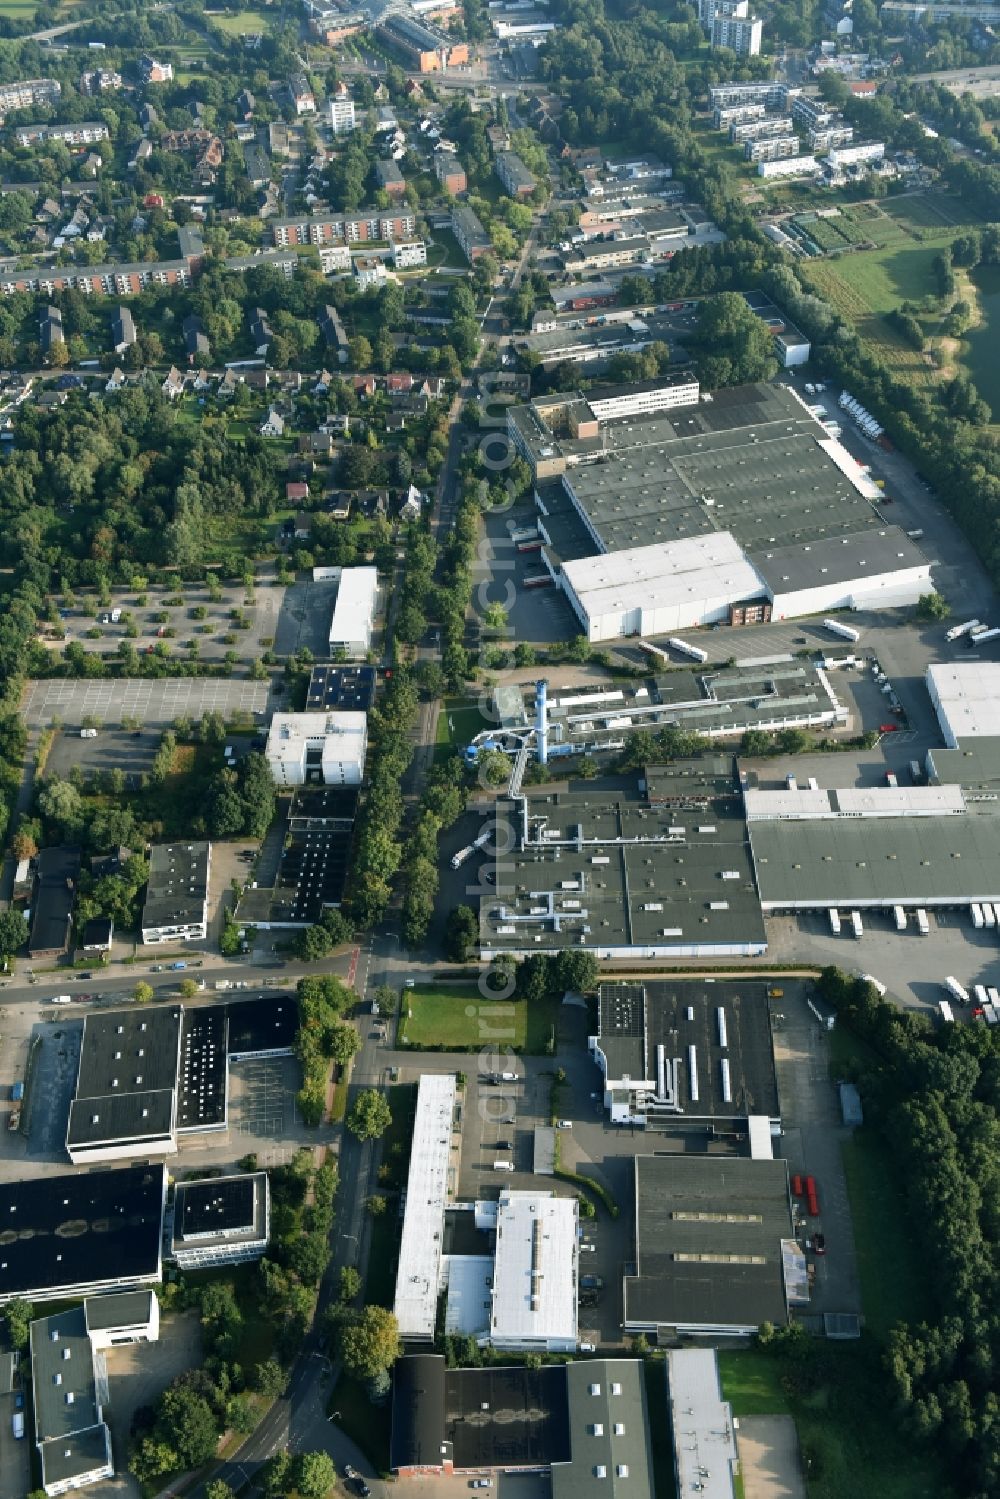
top-left (172, 1173), bottom-right (268, 1250)
top-left (624, 1155), bottom-right (793, 1331)
top-left (481, 764), bottom-right (765, 956)
top-left (68, 1007), bottom-right (181, 1149)
top-left (555, 1359), bottom-right (654, 1499)
top-left (929, 738), bottom-right (1000, 789)
top-left (142, 841), bottom-right (209, 930)
top-left (750, 804), bottom-right (1000, 908)
top-left (84, 1290), bottom-right (155, 1333)
top-left (595, 980), bottom-right (779, 1119)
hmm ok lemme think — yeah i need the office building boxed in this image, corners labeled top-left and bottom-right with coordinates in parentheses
top-left (488, 1191), bottom-right (578, 1352)
top-left (393, 1074), bottom-right (458, 1342)
top-left (265, 711), bottom-right (368, 787)
top-left (170, 1173), bottom-right (270, 1268)
top-left (141, 841), bottom-right (210, 945)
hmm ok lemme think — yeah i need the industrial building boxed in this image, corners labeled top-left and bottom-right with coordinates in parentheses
top-left (746, 775), bottom-right (1000, 913)
top-left (140, 841), bottom-right (210, 945)
top-left (377, 12), bottom-right (469, 70)
top-left (326, 564), bottom-right (378, 656)
top-left (235, 786), bottom-right (358, 926)
top-left (394, 1074), bottom-right (458, 1342)
top-left (480, 759), bottom-right (768, 961)
top-left (31, 1292), bottom-right (159, 1497)
top-left (509, 379), bottom-right (929, 641)
top-left (589, 980), bottom-right (780, 1130)
top-left (391, 1355), bottom-right (653, 1497)
top-left (623, 1155), bottom-right (803, 1335)
top-left (265, 711), bottom-right (368, 786)
top-left (65, 998), bottom-right (296, 1162)
top-left (927, 662), bottom-right (1000, 747)
top-left (170, 1173), bottom-right (270, 1268)
top-left (666, 1350), bottom-right (739, 1499)
top-left (28, 845), bottom-right (80, 959)
top-left (480, 1191), bottom-right (578, 1352)
top-left (0, 1165), bottom-right (166, 1305)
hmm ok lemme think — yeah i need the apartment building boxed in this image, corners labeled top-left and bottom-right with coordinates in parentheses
top-left (709, 81), bottom-right (796, 111)
top-left (452, 201), bottom-right (492, 262)
top-left (329, 95), bottom-right (356, 134)
top-left (746, 134), bottom-right (801, 163)
top-left (712, 11), bottom-right (763, 53)
top-left (271, 208), bottom-right (417, 247)
top-left (0, 77), bottom-right (60, 113)
top-left (14, 121), bottom-right (108, 147)
top-left (0, 258), bottom-right (193, 298)
top-left (288, 73), bottom-right (316, 114)
top-left (376, 158), bottom-right (407, 195)
top-left (714, 102), bottom-right (765, 128)
top-left (495, 150), bottom-right (537, 200)
top-left (730, 117), bottom-right (796, 144)
top-left (434, 153), bottom-right (467, 194)
top-left (393, 240), bottom-right (428, 268)
top-left (377, 13), bottom-right (469, 71)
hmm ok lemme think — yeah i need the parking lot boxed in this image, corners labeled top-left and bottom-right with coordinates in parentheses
top-left (22, 677), bottom-right (272, 729)
top-left (480, 509), bottom-right (580, 646)
top-left (233, 1056), bottom-right (293, 1137)
top-left (41, 578), bottom-right (285, 665)
top-left (0, 1015), bottom-right (83, 1176)
top-left (273, 577), bottom-right (342, 658)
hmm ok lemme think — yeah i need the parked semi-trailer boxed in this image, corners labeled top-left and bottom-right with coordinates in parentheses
top-left (851, 910), bottom-right (864, 938)
top-left (916, 909), bottom-right (930, 935)
top-left (667, 636), bottom-right (709, 664)
top-left (984, 904), bottom-right (996, 928)
top-left (829, 909), bottom-right (841, 935)
top-left (970, 627), bottom-right (1000, 646)
top-left (893, 905), bottom-right (907, 931)
top-left (945, 976), bottom-right (970, 1004)
top-left (972, 904), bottom-right (985, 929)
top-left (860, 973), bottom-right (887, 997)
top-left (945, 619), bottom-right (982, 642)
top-left (822, 617), bottom-right (861, 643)
top-left (939, 1000), bottom-right (956, 1024)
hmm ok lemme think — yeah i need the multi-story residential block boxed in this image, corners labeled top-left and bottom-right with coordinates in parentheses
top-left (452, 201), bottom-right (491, 262)
top-left (495, 150), bottom-right (536, 200)
top-left (376, 158), bottom-right (407, 195)
top-left (377, 13), bottom-right (469, 71)
top-left (708, 81), bottom-right (796, 111)
top-left (328, 95), bottom-right (356, 134)
top-left (14, 121), bottom-right (109, 147)
top-left (0, 76), bottom-right (60, 114)
top-left (355, 255), bottom-right (388, 290)
top-left (271, 208), bottom-right (416, 247)
top-left (80, 69), bottom-right (122, 94)
top-left (288, 73), bottom-right (316, 114)
top-left (712, 10), bottom-right (763, 52)
top-left (0, 258), bottom-right (194, 299)
top-left (434, 152), bottom-right (467, 194)
top-left (746, 134), bottom-right (801, 163)
top-left (140, 55), bottom-right (173, 83)
top-left (392, 240), bottom-right (428, 269)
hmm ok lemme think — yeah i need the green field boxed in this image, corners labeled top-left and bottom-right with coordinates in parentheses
top-left (719, 1343), bottom-right (951, 1499)
top-left (0, 0), bottom-right (40, 15)
top-left (399, 983), bottom-right (559, 1053)
top-left (435, 694), bottom-right (490, 762)
top-left (209, 7), bottom-right (273, 33)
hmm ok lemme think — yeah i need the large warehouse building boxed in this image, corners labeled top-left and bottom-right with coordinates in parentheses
top-left (927, 662), bottom-right (1000, 748)
top-left (509, 379), bottom-right (929, 641)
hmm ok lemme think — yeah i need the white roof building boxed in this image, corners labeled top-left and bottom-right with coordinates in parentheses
top-left (329, 565), bottom-right (379, 657)
top-left (666, 1349), bottom-right (739, 1499)
top-left (393, 1074), bottom-right (457, 1342)
top-left (489, 1190), bottom-right (578, 1352)
top-left (927, 663), bottom-right (1000, 748)
top-left (560, 532), bottom-right (765, 642)
top-left (265, 712), bottom-right (368, 787)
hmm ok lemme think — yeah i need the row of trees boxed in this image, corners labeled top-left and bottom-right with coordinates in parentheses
top-left (818, 968), bottom-right (1000, 1493)
top-left (401, 756), bottom-right (467, 947)
top-left (294, 975), bottom-right (360, 1125)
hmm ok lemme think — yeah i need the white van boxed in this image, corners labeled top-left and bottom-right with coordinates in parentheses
top-left (51, 994), bottom-right (72, 1005)
top-left (493, 1160), bottom-right (514, 1172)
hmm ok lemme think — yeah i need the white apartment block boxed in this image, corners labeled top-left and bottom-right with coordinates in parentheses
top-left (392, 240), bottom-right (428, 269)
top-left (265, 712), bottom-right (368, 786)
top-left (328, 96), bottom-right (356, 134)
top-left (712, 12), bottom-right (763, 53)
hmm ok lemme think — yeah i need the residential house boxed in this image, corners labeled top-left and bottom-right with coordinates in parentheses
top-left (250, 307), bottom-right (272, 357)
top-left (293, 512), bottom-right (312, 539)
top-left (288, 75), bottom-right (316, 114)
top-left (182, 314), bottom-right (210, 362)
top-left (313, 369), bottom-right (334, 394)
top-left (111, 305), bottom-right (136, 354)
top-left (39, 306), bottom-right (64, 355)
top-left (354, 374), bottom-right (377, 398)
top-left (298, 431), bottom-right (335, 460)
top-left (236, 88), bottom-right (255, 120)
top-left (162, 366), bottom-right (185, 399)
top-left (286, 481), bottom-right (310, 505)
top-left (260, 407), bottom-right (285, 437)
top-left (399, 483), bottom-right (423, 521)
top-left (245, 368), bottom-right (269, 393)
top-left (139, 103), bottom-right (158, 130)
top-left (105, 367), bottom-right (126, 392)
top-left (140, 55), bottom-right (174, 83)
top-left (218, 368), bottom-right (239, 399)
top-left (325, 489), bottom-right (353, 520)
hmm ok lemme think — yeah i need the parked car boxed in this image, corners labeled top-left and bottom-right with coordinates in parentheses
top-left (579, 1341), bottom-right (596, 1353)
top-left (812, 1233), bottom-right (827, 1256)
top-left (556, 1119), bottom-right (573, 1130)
top-left (471, 1481), bottom-right (493, 1489)
top-left (494, 1140), bottom-right (511, 1150)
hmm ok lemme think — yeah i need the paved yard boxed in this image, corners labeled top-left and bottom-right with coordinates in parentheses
top-left (22, 678), bottom-right (272, 728)
top-left (738, 1415), bottom-right (806, 1499)
top-left (103, 1310), bottom-right (203, 1498)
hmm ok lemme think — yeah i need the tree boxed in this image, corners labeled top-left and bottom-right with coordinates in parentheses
top-left (179, 977), bottom-right (200, 999)
top-left (693, 292), bottom-right (778, 388)
top-left (348, 335), bottom-right (373, 369)
top-left (347, 1088), bottom-right (392, 1140)
top-left (740, 729), bottom-right (774, 757)
top-left (328, 1021), bottom-right (361, 1066)
top-left (206, 1482), bottom-right (237, 1499)
top-left (295, 1450), bottom-right (336, 1499)
top-left (157, 1384), bottom-right (219, 1469)
top-left (552, 950), bottom-right (599, 994)
top-left (254, 1358), bottom-right (287, 1399)
top-left (340, 1265), bottom-right (362, 1302)
top-left (367, 1193), bottom-right (387, 1216)
top-left (0, 909), bottom-right (28, 959)
top-left (4, 1298), bottom-right (32, 1352)
top-left (261, 1452), bottom-right (294, 1498)
top-left (917, 592), bottom-right (950, 622)
top-left (133, 981), bottom-right (154, 1004)
top-left (339, 1305), bottom-right (402, 1380)
top-left (445, 904), bottom-right (478, 962)
top-left (295, 924), bottom-right (334, 961)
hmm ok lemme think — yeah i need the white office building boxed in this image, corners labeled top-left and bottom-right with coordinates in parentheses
top-left (393, 1074), bottom-right (458, 1342)
top-left (488, 1190), bottom-right (579, 1352)
top-left (328, 564), bottom-right (379, 655)
top-left (265, 712), bottom-right (368, 786)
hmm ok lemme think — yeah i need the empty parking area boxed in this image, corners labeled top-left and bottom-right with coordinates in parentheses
top-left (42, 579), bottom-right (285, 664)
top-left (231, 1056), bottom-right (295, 1138)
top-left (22, 678), bottom-right (272, 727)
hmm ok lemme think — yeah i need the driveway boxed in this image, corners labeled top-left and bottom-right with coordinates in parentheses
top-left (738, 1416), bottom-right (806, 1499)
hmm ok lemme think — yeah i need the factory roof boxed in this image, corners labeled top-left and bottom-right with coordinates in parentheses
top-left (750, 526), bottom-right (926, 596)
top-left (236, 789), bottom-right (357, 926)
top-left (225, 995), bottom-right (298, 1057)
top-left (306, 664), bottom-right (377, 712)
top-left (749, 801), bottom-right (1000, 907)
top-left (594, 980), bottom-right (779, 1119)
top-left (31, 1305), bottom-right (110, 1493)
top-left (744, 784), bottom-right (967, 820)
top-left (177, 1003), bottom-right (228, 1130)
top-left (928, 662), bottom-right (1000, 743)
top-left (142, 841), bottom-right (209, 933)
top-left (560, 531), bottom-right (764, 624)
top-left (481, 765), bottom-right (766, 956)
top-left (0, 1165), bottom-right (165, 1302)
top-left (624, 1155), bottom-right (794, 1331)
top-left (84, 1291), bottom-right (155, 1334)
top-left (666, 1350), bottom-right (739, 1499)
top-left (929, 738), bottom-right (1000, 790)
top-left (171, 1173), bottom-right (268, 1255)
top-left (445, 1364), bottom-right (572, 1469)
top-left (67, 1007), bottom-right (180, 1152)
top-left (329, 565), bottom-right (378, 648)
top-left (393, 1074), bottom-right (457, 1341)
top-left (490, 1190), bottom-right (578, 1346)
top-left (555, 1360), bottom-right (654, 1499)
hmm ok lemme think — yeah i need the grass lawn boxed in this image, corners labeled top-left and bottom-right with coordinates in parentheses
top-left (720, 1342), bottom-right (952, 1499)
top-left (0, 0), bottom-right (40, 14)
top-left (209, 7), bottom-right (273, 32)
top-left (399, 984), bottom-right (560, 1053)
top-left (802, 257), bottom-right (933, 384)
top-left (434, 694), bottom-right (490, 763)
